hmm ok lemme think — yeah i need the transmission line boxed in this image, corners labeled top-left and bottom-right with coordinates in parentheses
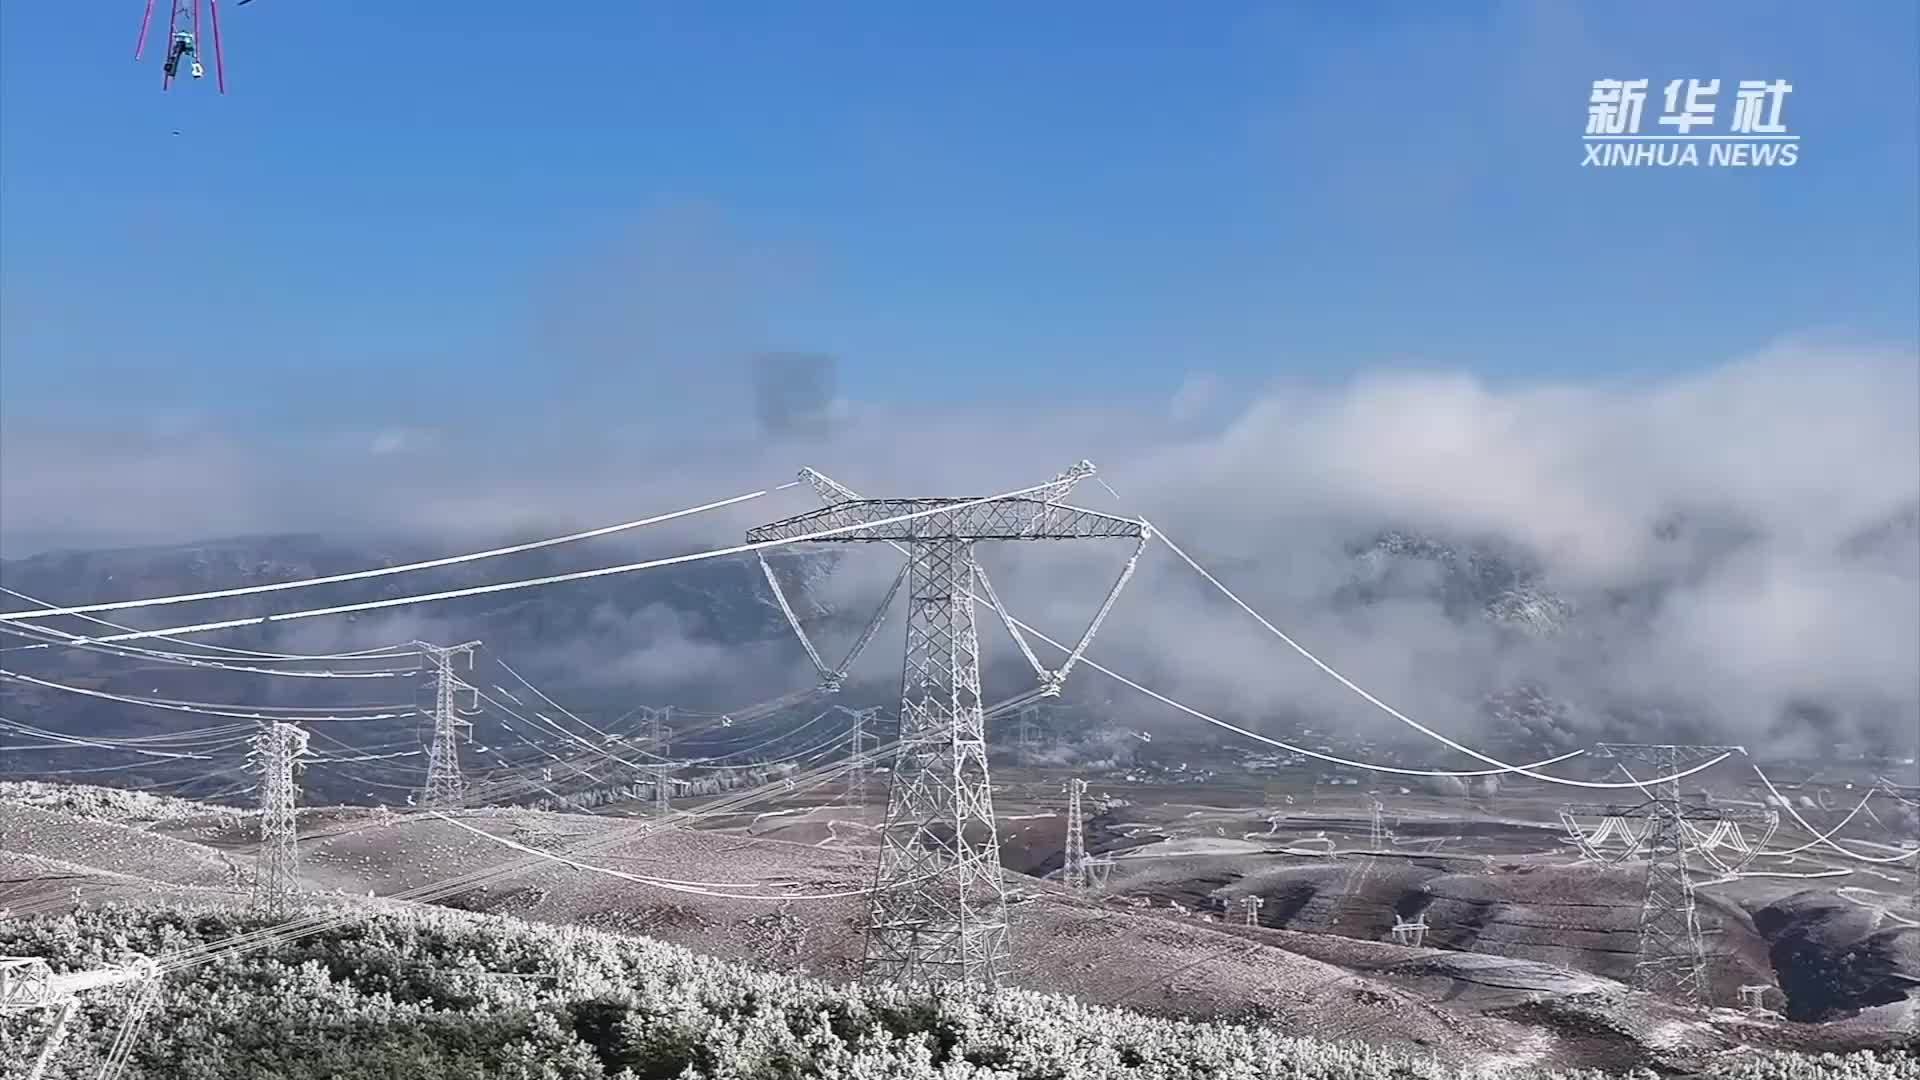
top-left (0, 620), bottom-right (417, 678)
top-left (1154, 529), bottom-right (1740, 788)
top-left (0, 586), bottom-right (418, 662)
top-left (0, 669), bottom-right (415, 723)
top-left (786, 467), bottom-right (1647, 786)
top-left (0, 486), bottom-right (789, 623)
top-left (38, 481), bottom-right (1068, 648)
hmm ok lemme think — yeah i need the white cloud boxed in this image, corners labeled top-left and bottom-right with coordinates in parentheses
top-left (368, 427), bottom-right (439, 457)
top-left (3, 341), bottom-right (1915, 755)
top-left (1169, 373), bottom-right (1223, 424)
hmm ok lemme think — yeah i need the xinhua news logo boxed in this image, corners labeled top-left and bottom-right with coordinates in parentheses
top-left (1584, 79), bottom-right (1798, 168)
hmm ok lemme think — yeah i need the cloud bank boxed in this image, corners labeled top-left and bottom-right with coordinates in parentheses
top-left (2, 340), bottom-right (1915, 761)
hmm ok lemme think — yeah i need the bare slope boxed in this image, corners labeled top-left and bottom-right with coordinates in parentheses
top-left (0, 803), bottom-right (239, 889)
top-left (7, 790), bottom-right (1915, 1074)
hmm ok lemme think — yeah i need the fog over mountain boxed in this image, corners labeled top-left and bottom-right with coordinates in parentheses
top-left (3, 341), bottom-right (1916, 764)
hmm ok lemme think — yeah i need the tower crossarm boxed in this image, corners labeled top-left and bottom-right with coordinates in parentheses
top-left (0, 958), bottom-right (53, 1010)
top-left (1594, 743), bottom-right (1746, 767)
top-left (1034, 460), bottom-right (1097, 505)
top-left (780, 466), bottom-right (1146, 702)
top-left (1563, 800), bottom-right (1764, 825)
top-left (796, 459), bottom-right (1097, 512)
top-left (795, 466), bottom-right (863, 507)
top-left (792, 462), bottom-right (1107, 691)
top-left (1561, 800), bottom-right (1659, 819)
top-left (746, 498), bottom-right (1147, 544)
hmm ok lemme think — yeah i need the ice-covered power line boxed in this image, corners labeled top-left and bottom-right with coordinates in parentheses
top-left (0, 620), bottom-right (417, 678)
top-left (0, 486), bottom-right (793, 623)
top-left (47, 480), bottom-right (1069, 647)
top-left (160, 745), bottom-right (888, 973)
top-left (785, 467), bottom-right (1652, 785)
top-left (491, 657), bottom-right (634, 751)
top-left (0, 718), bottom-right (253, 746)
top-left (489, 655), bottom-right (745, 768)
top-left (1752, 765), bottom-right (1919, 865)
top-left (0, 669), bottom-right (416, 723)
top-left (432, 814), bottom-right (897, 901)
top-left (458, 683), bottom-right (844, 812)
top-left (697, 707), bottom-right (841, 763)
top-left (1153, 528), bottom-right (1739, 789)
top-left (1692, 783), bottom-right (1878, 860)
top-left (1065, 471), bottom-right (1738, 789)
top-left (699, 728), bottom-right (855, 770)
top-left (0, 718), bottom-right (250, 761)
top-left (0, 586), bottom-right (417, 662)
top-left (306, 748), bottom-right (425, 764)
top-left (471, 685), bottom-right (663, 778)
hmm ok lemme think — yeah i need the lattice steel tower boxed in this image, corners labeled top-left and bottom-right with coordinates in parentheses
top-left (1594, 742), bottom-right (1744, 1005)
top-left (418, 641), bottom-right (480, 809)
top-left (646, 706), bottom-right (674, 815)
top-left (1019, 703), bottom-right (1042, 752)
top-left (748, 461), bottom-right (1149, 987)
top-left (844, 706), bottom-right (879, 807)
top-left (1242, 894), bottom-right (1264, 926)
top-left (250, 722), bottom-right (310, 911)
top-left (1062, 777), bottom-right (1090, 889)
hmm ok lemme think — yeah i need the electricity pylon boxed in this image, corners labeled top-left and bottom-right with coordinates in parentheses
top-left (844, 706), bottom-right (879, 806)
top-left (646, 707), bottom-right (674, 815)
top-left (1875, 778), bottom-right (1920, 910)
top-left (749, 461), bottom-right (1149, 987)
top-left (1368, 793), bottom-right (1387, 850)
top-left (3, 955), bottom-right (157, 1080)
top-left (249, 722), bottom-right (310, 911)
top-left (1242, 894), bottom-right (1264, 926)
top-left (1593, 742), bottom-right (1746, 1006)
top-left (1391, 912), bottom-right (1429, 947)
top-left (417, 640), bottom-right (481, 809)
top-left (1018, 703), bottom-right (1042, 752)
top-left (1062, 777), bottom-right (1089, 889)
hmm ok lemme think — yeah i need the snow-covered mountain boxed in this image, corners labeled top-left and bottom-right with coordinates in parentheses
top-left (5, 501), bottom-right (1914, 798)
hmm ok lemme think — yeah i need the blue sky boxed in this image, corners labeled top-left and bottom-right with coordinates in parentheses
top-left (1, 1), bottom-right (1915, 437)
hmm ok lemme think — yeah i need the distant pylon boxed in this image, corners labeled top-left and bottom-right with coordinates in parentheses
top-left (1242, 894), bottom-right (1264, 926)
top-left (648, 706), bottom-right (674, 815)
top-left (1368, 793), bottom-right (1387, 850)
top-left (250, 722), bottom-right (309, 911)
top-left (1391, 912), bottom-right (1429, 947)
top-left (1596, 742), bottom-right (1745, 1006)
top-left (1062, 777), bottom-right (1089, 889)
top-left (1878, 778), bottom-right (1920, 912)
top-left (1087, 855), bottom-right (1114, 889)
top-left (1018, 704), bottom-right (1040, 752)
top-left (418, 640), bottom-right (480, 809)
top-left (847, 706), bottom-right (877, 806)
